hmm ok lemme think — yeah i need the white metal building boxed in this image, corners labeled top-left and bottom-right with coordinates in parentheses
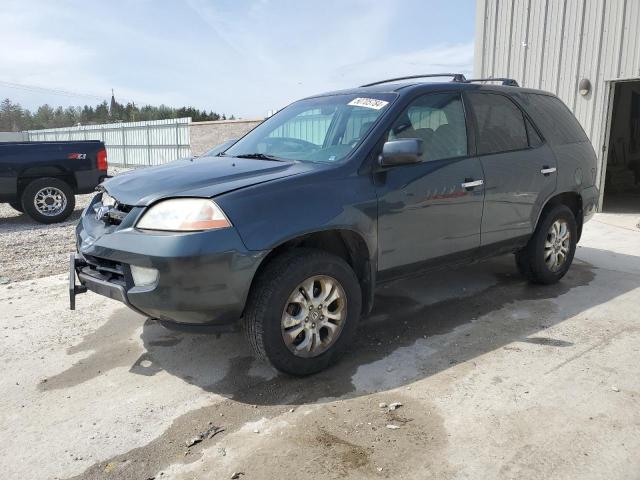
top-left (474, 0), bottom-right (640, 211)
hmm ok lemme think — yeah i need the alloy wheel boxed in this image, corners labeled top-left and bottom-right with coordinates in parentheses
top-left (33, 187), bottom-right (67, 217)
top-left (280, 275), bottom-right (347, 358)
top-left (544, 219), bottom-right (571, 272)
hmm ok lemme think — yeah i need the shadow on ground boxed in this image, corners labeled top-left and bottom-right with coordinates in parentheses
top-left (126, 253), bottom-right (613, 405)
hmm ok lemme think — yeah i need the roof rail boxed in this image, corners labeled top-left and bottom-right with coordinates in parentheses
top-left (465, 78), bottom-right (519, 87)
top-left (360, 73), bottom-right (467, 88)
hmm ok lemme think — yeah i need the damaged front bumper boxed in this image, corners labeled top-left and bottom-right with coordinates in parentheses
top-left (69, 252), bottom-right (140, 312)
top-left (69, 194), bottom-right (268, 326)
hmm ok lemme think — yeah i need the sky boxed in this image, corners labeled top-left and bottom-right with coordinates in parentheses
top-left (0, 0), bottom-right (476, 118)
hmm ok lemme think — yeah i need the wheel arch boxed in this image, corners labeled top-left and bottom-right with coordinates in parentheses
top-left (17, 167), bottom-right (77, 197)
top-left (536, 191), bottom-right (583, 241)
top-left (244, 228), bottom-right (375, 318)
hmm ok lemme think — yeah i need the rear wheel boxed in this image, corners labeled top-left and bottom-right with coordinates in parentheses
top-left (515, 205), bottom-right (577, 284)
top-left (243, 248), bottom-right (361, 376)
top-left (21, 177), bottom-right (75, 224)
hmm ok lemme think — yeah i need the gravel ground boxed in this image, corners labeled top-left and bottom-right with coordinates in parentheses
top-left (0, 167), bottom-right (131, 283)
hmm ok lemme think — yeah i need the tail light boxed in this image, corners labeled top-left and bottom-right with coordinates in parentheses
top-left (97, 148), bottom-right (108, 171)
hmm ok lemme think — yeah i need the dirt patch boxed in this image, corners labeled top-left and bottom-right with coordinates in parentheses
top-left (67, 392), bottom-right (451, 480)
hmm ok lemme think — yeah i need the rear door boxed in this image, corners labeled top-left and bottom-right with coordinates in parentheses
top-left (376, 92), bottom-right (485, 276)
top-left (466, 92), bottom-right (557, 246)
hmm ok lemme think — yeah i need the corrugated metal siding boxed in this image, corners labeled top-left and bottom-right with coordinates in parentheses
top-left (620, 0), bottom-right (640, 79)
top-left (589, 0), bottom-right (626, 147)
top-left (540, 0), bottom-right (566, 92)
top-left (0, 132), bottom-right (28, 142)
top-left (475, 0), bottom-right (640, 188)
top-left (524, 0), bottom-right (547, 89)
top-left (557, 0), bottom-right (585, 110)
top-left (25, 118), bottom-right (191, 167)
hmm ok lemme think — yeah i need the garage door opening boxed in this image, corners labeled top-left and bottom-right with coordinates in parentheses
top-left (602, 80), bottom-right (640, 212)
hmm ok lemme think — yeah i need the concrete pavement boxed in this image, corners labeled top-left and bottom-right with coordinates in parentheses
top-left (1, 213), bottom-right (639, 479)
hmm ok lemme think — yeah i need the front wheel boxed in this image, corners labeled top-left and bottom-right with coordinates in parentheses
top-left (21, 177), bottom-right (75, 224)
top-left (515, 205), bottom-right (577, 284)
top-left (243, 248), bottom-right (362, 376)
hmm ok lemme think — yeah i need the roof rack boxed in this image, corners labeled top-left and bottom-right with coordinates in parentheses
top-left (360, 73), bottom-right (467, 88)
top-left (464, 78), bottom-right (519, 87)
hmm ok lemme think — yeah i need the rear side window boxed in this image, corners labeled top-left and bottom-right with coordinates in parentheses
top-left (518, 93), bottom-right (589, 145)
top-left (468, 93), bottom-right (529, 155)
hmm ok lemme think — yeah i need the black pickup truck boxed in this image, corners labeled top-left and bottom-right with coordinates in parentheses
top-left (0, 140), bottom-right (108, 223)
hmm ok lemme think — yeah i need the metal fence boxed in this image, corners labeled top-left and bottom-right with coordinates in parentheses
top-left (0, 131), bottom-right (28, 142)
top-left (25, 118), bottom-right (191, 167)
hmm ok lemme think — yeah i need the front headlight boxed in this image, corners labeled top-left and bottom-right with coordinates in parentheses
top-left (136, 198), bottom-right (232, 232)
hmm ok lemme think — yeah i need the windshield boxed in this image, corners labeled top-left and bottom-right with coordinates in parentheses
top-left (224, 93), bottom-right (397, 163)
top-left (202, 138), bottom-right (236, 157)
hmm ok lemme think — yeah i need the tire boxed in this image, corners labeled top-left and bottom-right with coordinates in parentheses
top-left (9, 201), bottom-right (23, 213)
top-left (515, 205), bottom-right (577, 285)
top-left (243, 248), bottom-right (362, 376)
top-left (21, 177), bottom-right (75, 224)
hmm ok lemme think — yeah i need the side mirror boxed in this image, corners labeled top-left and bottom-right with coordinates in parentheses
top-left (378, 139), bottom-right (424, 167)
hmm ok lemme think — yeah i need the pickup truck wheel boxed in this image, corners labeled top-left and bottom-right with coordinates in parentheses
top-left (243, 248), bottom-right (362, 376)
top-left (21, 177), bottom-right (75, 224)
top-left (9, 201), bottom-right (24, 213)
top-left (515, 205), bottom-right (577, 285)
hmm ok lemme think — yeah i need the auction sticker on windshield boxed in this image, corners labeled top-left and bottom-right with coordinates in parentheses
top-left (348, 98), bottom-right (389, 110)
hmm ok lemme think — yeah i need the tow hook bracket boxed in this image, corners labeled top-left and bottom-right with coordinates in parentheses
top-left (69, 254), bottom-right (87, 310)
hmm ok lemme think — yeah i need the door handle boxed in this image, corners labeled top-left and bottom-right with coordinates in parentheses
top-left (541, 166), bottom-right (557, 175)
top-left (461, 179), bottom-right (484, 189)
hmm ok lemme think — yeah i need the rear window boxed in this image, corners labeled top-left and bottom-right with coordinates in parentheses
top-left (518, 93), bottom-right (589, 145)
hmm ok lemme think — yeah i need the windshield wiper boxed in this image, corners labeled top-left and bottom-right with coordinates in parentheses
top-left (233, 153), bottom-right (288, 162)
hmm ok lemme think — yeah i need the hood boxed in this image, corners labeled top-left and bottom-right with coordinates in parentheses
top-left (102, 156), bottom-right (316, 206)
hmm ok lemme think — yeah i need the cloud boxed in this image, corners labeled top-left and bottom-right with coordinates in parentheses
top-left (183, 0), bottom-right (473, 116)
top-left (330, 42), bottom-right (475, 87)
top-left (0, 1), bottom-right (187, 108)
top-left (0, 10), bottom-right (93, 80)
top-left (0, 0), bottom-right (475, 118)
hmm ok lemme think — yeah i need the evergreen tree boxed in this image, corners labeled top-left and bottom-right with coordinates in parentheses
top-left (0, 97), bottom-right (231, 131)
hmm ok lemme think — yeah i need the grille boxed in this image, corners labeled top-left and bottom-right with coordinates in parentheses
top-left (103, 202), bottom-right (133, 226)
top-left (83, 255), bottom-right (127, 286)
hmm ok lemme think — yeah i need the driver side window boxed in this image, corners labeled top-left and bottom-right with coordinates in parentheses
top-left (387, 93), bottom-right (468, 161)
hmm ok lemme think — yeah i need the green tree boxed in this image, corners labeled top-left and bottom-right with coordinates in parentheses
top-left (0, 97), bottom-right (232, 131)
top-left (0, 99), bottom-right (25, 131)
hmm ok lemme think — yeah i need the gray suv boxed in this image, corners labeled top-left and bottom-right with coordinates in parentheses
top-left (70, 74), bottom-right (599, 375)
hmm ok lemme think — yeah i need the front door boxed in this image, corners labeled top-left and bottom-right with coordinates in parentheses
top-left (376, 92), bottom-right (485, 278)
top-left (466, 92), bottom-right (557, 246)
